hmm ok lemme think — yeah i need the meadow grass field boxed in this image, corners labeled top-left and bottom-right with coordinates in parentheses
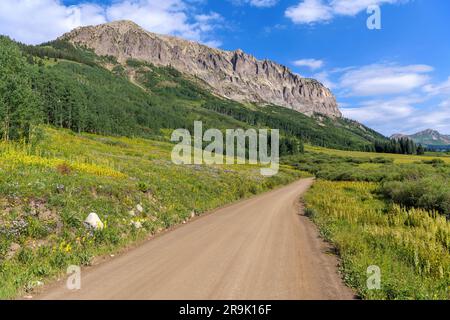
top-left (0, 127), bottom-right (306, 299)
top-left (294, 147), bottom-right (450, 300)
top-left (305, 144), bottom-right (450, 164)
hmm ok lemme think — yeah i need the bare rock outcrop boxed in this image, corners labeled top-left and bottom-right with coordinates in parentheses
top-left (59, 20), bottom-right (342, 117)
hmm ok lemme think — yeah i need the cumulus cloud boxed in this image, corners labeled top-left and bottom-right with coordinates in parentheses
top-left (285, 0), bottom-right (333, 24)
top-left (338, 63), bottom-right (433, 96)
top-left (292, 58), bottom-right (324, 70)
top-left (0, 0), bottom-right (222, 45)
top-left (285, 0), bottom-right (408, 24)
top-left (320, 61), bottom-right (450, 135)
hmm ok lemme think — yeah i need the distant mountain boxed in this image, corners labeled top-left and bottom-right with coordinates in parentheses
top-left (391, 129), bottom-right (450, 147)
top-left (59, 20), bottom-right (341, 118)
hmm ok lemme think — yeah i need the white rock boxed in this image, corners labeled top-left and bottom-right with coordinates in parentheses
top-left (84, 212), bottom-right (104, 230)
top-left (136, 204), bottom-right (144, 213)
top-left (190, 211), bottom-right (196, 219)
top-left (128, 210), bottom-right (135, 216)
top-left (130, 221), bottom-right (142, 229)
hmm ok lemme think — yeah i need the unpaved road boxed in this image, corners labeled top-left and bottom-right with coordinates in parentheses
top-left (37, 178), bottom-right (354, 300)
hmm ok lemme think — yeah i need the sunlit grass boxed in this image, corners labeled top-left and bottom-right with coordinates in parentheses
top-left (0, 127), bottom-right (307, 299)
top-left (305, 144), bottom-right (450, 164)
top-left (305, 180), bottom-right (450, 300)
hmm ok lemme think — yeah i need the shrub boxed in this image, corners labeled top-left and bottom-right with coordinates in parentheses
top-left (379, 177), bottom-right (450, 215)
top-left (304, 207), bottom-right (316, 218)
top-left (137, 181), bottom-right (151, 193)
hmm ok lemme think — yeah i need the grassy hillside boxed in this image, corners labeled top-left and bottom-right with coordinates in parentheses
top-left (15, 38), bottom-right (390, 153)
top-left (0, 127), bottom-right (305, 299)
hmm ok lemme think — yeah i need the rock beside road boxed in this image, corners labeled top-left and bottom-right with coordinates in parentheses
top-left (84, 212), bottom-right (104, 230)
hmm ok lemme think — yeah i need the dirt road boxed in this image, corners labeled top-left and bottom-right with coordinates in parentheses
top-left (37, 178), bottom-right (354, 300)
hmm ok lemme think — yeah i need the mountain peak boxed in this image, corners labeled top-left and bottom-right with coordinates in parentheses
top-left (59, 20), bottom-right (342, 118)
top-left (107, 20), bottom-right (140, 27)
top-left (417, 129), bottom-right (440, 135)
top-left (392, 129), bottom-right (450, 146)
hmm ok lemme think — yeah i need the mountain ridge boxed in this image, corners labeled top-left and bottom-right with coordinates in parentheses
top-left (391, 129), bottom-right (450, 146)
top-left (58, 20), bottom-right (342, 118)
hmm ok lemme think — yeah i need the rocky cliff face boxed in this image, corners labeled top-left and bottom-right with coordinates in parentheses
top-left (59, 20), bottom-right (342, 117)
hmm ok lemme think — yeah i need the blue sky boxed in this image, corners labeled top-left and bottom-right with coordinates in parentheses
top-left (1, 0), bottom-right (449, 136)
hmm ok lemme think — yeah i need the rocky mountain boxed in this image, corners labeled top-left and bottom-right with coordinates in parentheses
top-left (391, 129), bottom-right (450, 146)
top-left (58, 20), bottom-right (341, 118)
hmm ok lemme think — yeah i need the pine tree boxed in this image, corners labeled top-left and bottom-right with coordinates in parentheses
top-left (417, 144), bottom-right (425, 155)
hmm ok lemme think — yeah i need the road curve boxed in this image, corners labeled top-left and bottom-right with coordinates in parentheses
top-left (37, 178), bottom-right (354, 300)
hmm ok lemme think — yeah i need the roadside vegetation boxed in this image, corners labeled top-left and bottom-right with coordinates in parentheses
top-left (285, 149), bottom-right (450, 299)
top-left (0, 127), bottom-right (306, 299)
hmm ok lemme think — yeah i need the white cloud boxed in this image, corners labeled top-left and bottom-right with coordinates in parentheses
top-left (285, 0), bottom-right (333, 24)
top-left (0, 0), bottom-right (106, 44)
top-left (342, 96), bottom-right (418, 124)
top-left (341, 95), bottom-right (450, 135)
top-left (320, 62), bottom-right (450, 135)
top-left (331, 0), bottom-right (403, 16)
top-left (312, 71), bottom-right (336, 89)
top-left (293, 58), bottom-right (324, 70)
top-left (338, 63), bottom-right (433, 96)
top-left (439, 99), bottom-right (450, 108)
top-left (0, 0), bottom-right (222, 45)
top-left (424, 77), bottom-right (450, 96)
top-left (285, 0), bottom-right (408, 24)
top-left (231, 0), bottom-right (279, 7)
top-left (248, 0), bottom-right (279, 7)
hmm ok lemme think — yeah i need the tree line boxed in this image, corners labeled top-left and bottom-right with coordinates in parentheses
top-left (374, 138), bottom-right (424, 155)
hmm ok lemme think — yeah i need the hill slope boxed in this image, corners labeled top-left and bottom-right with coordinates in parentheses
top-left (0, 127), bottom-right (304, 299)
top-left (59, 20), bottom-right (341, 117)
top-left (15, 36), bottom-right (386, 152)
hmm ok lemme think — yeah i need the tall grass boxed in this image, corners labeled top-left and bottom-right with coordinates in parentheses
top-left (305, 180), bottom-right (450, 300)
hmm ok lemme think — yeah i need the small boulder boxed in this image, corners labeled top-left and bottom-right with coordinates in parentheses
top-left (130, 221), bottom-right (142, 229)
top-left (190, 211), bottom-right (196, 219)
top-left (136, 204), bottom-right (144, 213)
top-left (128, 210), bottom-right (136, 217)
top-left (84, 212), bottom-right (104, 230)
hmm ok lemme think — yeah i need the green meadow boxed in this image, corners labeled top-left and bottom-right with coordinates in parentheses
top-left (286, 149), bottom-right (450, 299)
top-left (0, 127), bottom-right (306, 299)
